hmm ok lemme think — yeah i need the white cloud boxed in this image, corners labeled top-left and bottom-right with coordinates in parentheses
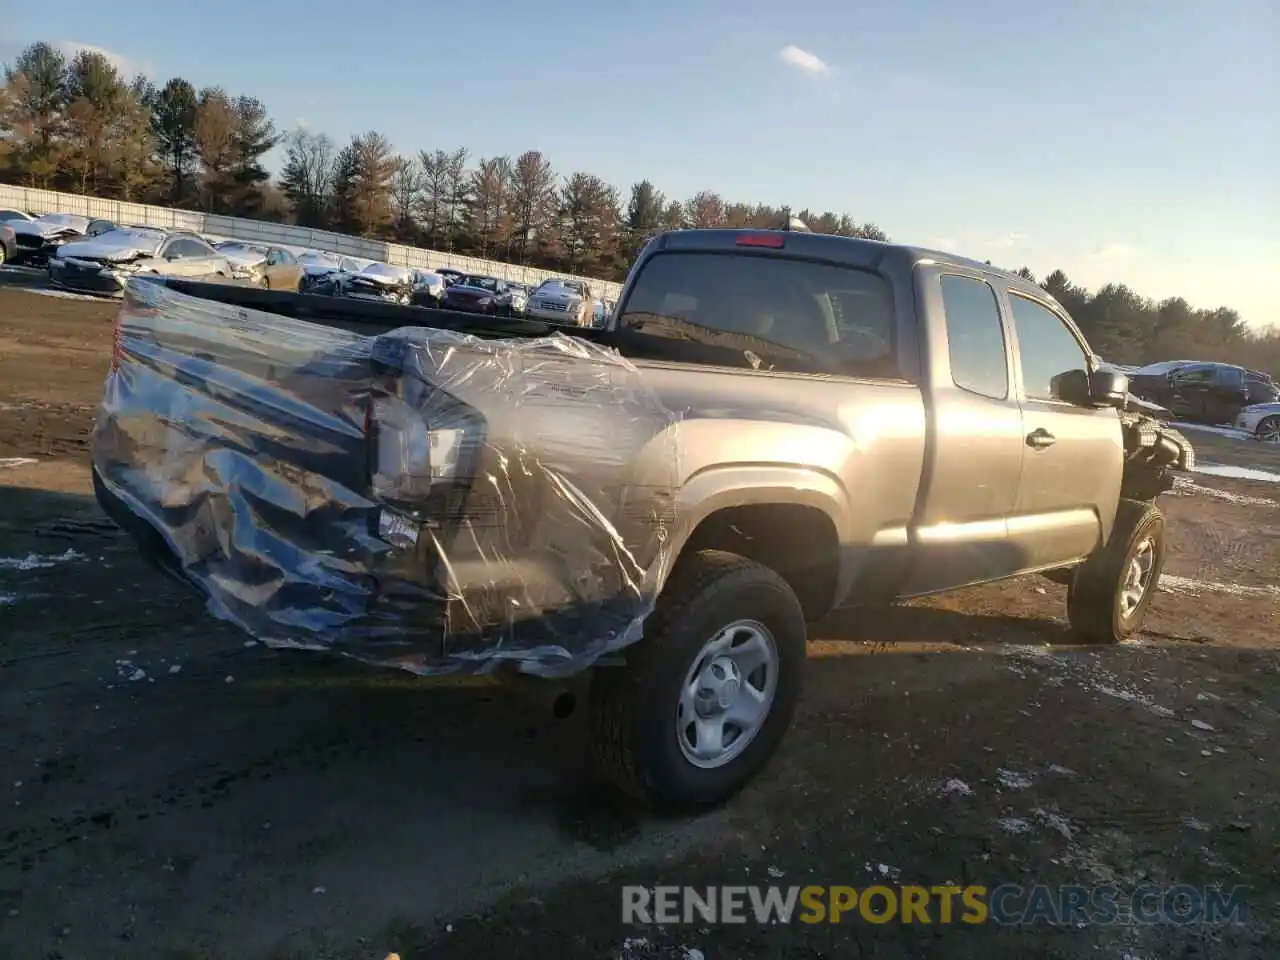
top-left (296, 118), bottom-right (312, 131)
top-left (981, 232), bottom-right (1027, 250)
top-left (926, 236), bottom-right (958, 252)
top-left (54, 41), bottom-right (151, 78)
top-left (1090, 243), bottom-right (1134, 259)
top-left (779, 44), bottom-right (831, 76)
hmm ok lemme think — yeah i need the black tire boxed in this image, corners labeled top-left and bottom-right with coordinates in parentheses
top-left (1256, 416), bottom-right (1280, 443)
top-left (1067, 499), bottom-right (1166, 644)
top-left (588, 549), bottom-right (806, 811)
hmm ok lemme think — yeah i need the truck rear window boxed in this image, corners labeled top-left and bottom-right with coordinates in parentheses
top-left (615, 252), bottom-right (898, 377)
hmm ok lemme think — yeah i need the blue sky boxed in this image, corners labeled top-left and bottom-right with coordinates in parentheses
top-left (5, 0), bottom-right (1276, 324)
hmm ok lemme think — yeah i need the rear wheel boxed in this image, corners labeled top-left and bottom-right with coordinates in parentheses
top-left (1067, 499), bottom-right (1166, 644)
top-left (1256, 416), bottom-right (1280, 443)
top-left (589, 549), bottom-right (806, 811)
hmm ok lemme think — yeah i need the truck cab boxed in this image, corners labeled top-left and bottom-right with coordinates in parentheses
top-left (604, 229), bottom-right (1142, 610)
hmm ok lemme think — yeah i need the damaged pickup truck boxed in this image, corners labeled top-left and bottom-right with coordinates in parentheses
top-left (91, 229), bottom-right (1194, 810)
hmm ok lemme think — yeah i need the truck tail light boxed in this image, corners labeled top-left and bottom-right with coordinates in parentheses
top-left (735, 232), bottom-right (786, 248)
top-left (366, 394), bottom-right (467, 502)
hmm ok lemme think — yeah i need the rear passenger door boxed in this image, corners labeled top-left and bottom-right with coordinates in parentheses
top-left (900, 270), bottom-right (1028, 596)
top-left (1007, 291), bottom-right (1123, 569)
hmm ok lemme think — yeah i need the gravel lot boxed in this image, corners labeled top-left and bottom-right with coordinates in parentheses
top-left (1, 280), bottom-right (1277, 959)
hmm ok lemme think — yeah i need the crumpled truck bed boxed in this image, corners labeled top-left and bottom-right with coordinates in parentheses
top-left (91, 279), bottom-right (681, 677)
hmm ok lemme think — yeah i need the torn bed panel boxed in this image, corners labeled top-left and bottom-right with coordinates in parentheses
top-left (91, 279), bottom-right (681, 677)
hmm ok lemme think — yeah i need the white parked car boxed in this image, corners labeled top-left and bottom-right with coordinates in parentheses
top-left (1235, 402), bottom-right (1280, 442)
top-left (48, 228), bottom-right (233, 296)
top-left (525, 278), bottom-right (594, 326)
top-left (409, 270), bottom-right (446, 306)
top-left (506, 282), bottom-right (531, 316)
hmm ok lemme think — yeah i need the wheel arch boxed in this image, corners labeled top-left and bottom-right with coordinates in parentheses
top-left (668, 471), bottom-right (847, 621)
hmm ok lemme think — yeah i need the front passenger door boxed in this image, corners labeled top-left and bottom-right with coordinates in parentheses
top-left (1008, 292), bottom-right (1124, 570)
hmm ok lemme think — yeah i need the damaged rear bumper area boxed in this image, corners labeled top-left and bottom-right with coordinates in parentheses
top-left (91, 280), bottom-right (680, 677)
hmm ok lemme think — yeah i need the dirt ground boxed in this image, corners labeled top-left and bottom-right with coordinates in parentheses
top-left (1, 279), bottom-right (1277, 960)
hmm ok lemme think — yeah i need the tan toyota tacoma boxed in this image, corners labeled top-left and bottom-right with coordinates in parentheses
top-left (91, 225), bottom-right (1194, 811)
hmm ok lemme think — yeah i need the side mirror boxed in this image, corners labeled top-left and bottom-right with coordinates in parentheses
top-left (1053, 369), bottom-right (1128, 408)
top-left (1089, 369), bottom-right (1128, 408)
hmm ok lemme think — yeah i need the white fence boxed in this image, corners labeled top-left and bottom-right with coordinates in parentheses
top-left (0, 183), bottom-right (624, 300)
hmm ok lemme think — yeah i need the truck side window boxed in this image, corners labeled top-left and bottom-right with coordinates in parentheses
top-left (615, 251), bottom-right (898, 378)
top-left (1008, 293), bottom-right (1089, 401)
top-left (940, 275), bottom-right (1007, 399)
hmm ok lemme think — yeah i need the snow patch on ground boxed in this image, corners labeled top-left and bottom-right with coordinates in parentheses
top-left (1193, 462), bottom-right (1280, 484)
top-left (1170, 421), bottom-right (1251, 440)
top-left (1161, 574), bottom-right (1280, 599)
top-left (1170, 476), bottom-right (1275, 507)
top-left (0, 548), bottom-right (86, 571)
top-left (1004, 647), bottom-right (1177, 720)
top-left (0, 457), bottom-right (39, 470)
top-left (997, 769), bottom-right (1034, 790)
top-left (998, 816), bottom-right (1032, 834)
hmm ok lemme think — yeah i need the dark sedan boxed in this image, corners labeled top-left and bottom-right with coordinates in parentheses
top-left (439, 275), bottom-right (519, 316)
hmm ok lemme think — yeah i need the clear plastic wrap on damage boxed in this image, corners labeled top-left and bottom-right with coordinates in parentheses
top-left (92, 280), bottom-right (681, 676)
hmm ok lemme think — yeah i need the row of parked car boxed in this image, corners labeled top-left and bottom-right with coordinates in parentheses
top-left (0, 208), bottom-right (617, 327)
top-left (293, 252), bottom-right (615, 327)
top-left (1112, 358), bottom-right (1280, 440)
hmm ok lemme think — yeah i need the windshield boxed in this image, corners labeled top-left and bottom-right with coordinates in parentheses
top-left (37, 213), bottom-right (90, 229)
top-left (99, 228), bottom-right (166, 248)
top-left (298, 252), bottom-right (340, 267)
top-left (460, 276), bottom-right (499, 291)
top-left (539, 279), bottom-right (585, 296)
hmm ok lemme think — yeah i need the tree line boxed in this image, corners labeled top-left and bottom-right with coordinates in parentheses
top-left (1, 41), bottom-right (1276, 375)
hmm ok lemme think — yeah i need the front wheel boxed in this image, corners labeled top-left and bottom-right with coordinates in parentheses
top-left (588, 549), bottom-right (806, 811)
top-left (1256, 416), bottom-right (1280, 443)
top-left (1067, 499), bottom-right (1167, 644)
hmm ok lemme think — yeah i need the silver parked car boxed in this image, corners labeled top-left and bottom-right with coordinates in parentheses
top-left (525, 277), bottom-right (594, 325)
top-left (1235, 402), bottom-right (1280, 442)
top-left (49, 228), bottom-right (234, 296)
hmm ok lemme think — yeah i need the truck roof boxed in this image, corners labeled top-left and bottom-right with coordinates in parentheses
top-left (646, 228), bottom-right (1051, 297)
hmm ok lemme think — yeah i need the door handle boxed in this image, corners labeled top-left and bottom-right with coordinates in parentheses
top-left (1026, 428), bottom-right (1056, 449)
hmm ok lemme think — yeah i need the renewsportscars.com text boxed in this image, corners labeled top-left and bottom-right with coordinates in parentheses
top-left (621, 884), bottom-right (1249, 926)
